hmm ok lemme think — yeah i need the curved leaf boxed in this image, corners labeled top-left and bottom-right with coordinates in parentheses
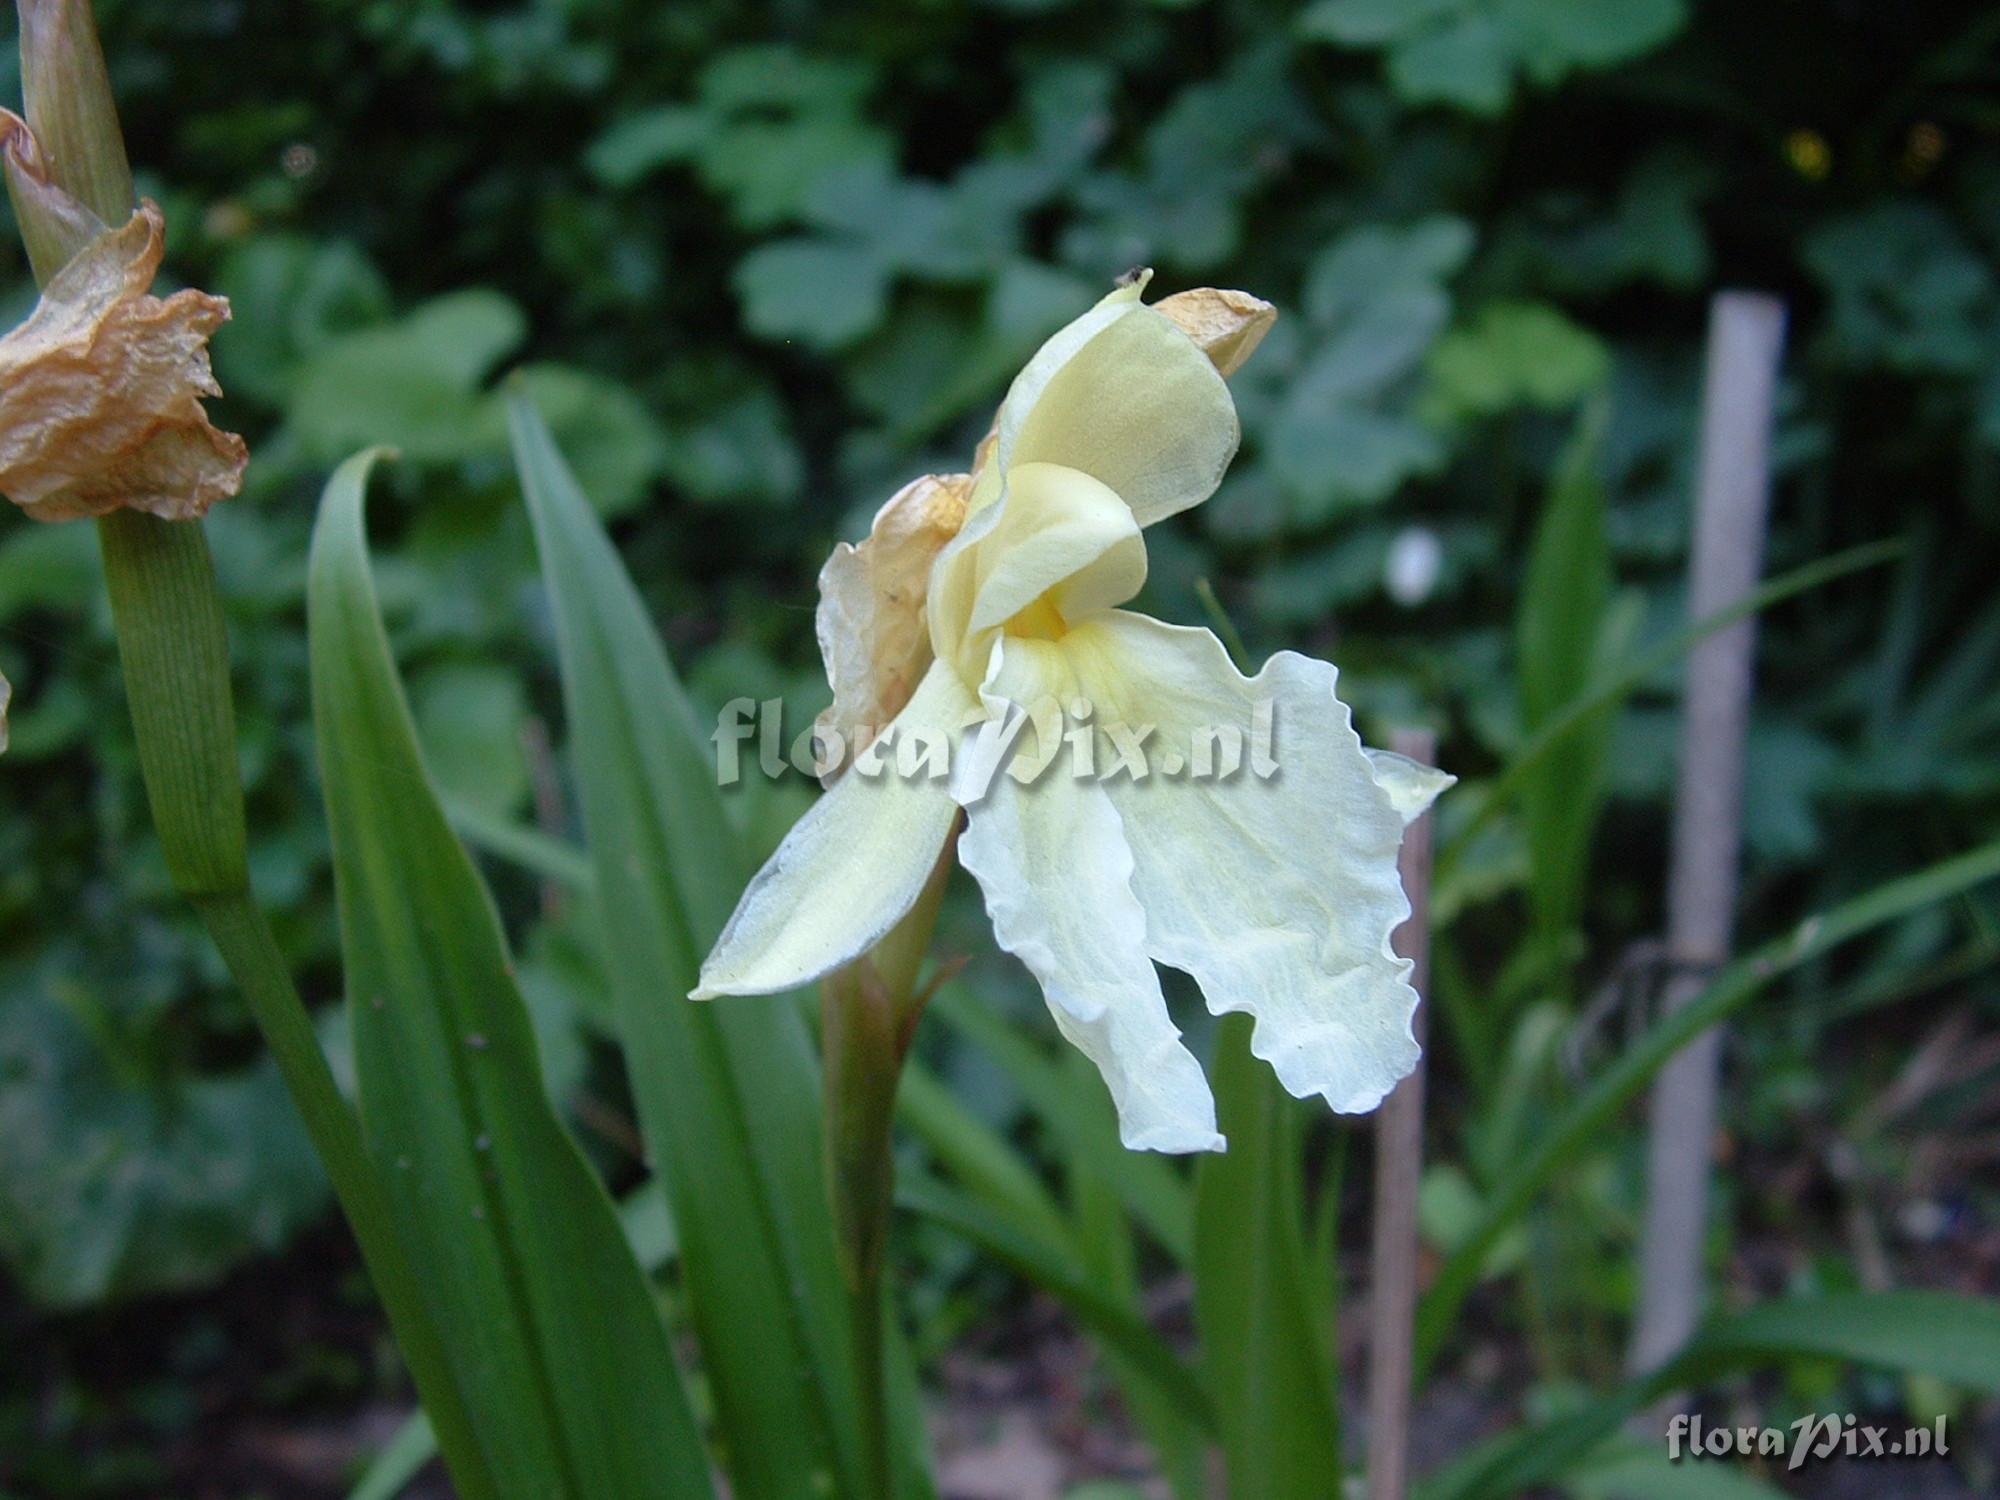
top-left (309, 449), bottom-right (714, 1500)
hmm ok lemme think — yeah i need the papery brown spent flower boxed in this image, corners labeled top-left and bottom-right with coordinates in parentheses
top-left (0, 195), bottom-right (246, 522)
top-left (813, 471), bottom-right (970, 779)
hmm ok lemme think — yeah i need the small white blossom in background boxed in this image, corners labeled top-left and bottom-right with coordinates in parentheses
top-left (695, 275), bottom-right (1451, 1153)
top-left (1385, 524), bottom-right (1444, 607)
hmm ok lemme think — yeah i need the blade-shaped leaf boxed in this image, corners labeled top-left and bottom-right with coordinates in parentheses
top-left (308, 449), bottom-right (714, 1500)
top-left (1516, 403), bottom-right (1614, 976)
top-left (506, 392), bottom-right (867, 1498)
top-left (1424, 1290), bottom-right (2000, 1500)
top-left (930, 984), bottom-right (1193, 1263)
top-left (1416, 838), bottom-right (2000, 1375)
top-left (1194, 1014), bottom-right (1342, 1499)
top-left (900, 1172), bottom-right (1213, 1434)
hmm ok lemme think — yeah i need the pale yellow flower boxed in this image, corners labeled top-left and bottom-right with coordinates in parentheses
top-left (696, 275), bottom-right (1449, 1152)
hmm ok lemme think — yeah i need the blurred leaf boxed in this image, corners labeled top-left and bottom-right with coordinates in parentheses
top-left (1514, 405), bottom-right (1614, 962)
top-left (499, 365), bottom-right (668, 519)
top-left (292, 291), bottom-right (525, 462)
top-left (1425, 301), bottom-right (1611, 422)
top-left (902, 1173), bottom-right (1213, 1434)
top-left (1302, 0), bottom-right (1686, 114)
top-left (1415, 837), bottom-right (2000, 1377)
top-left (508, 395), bottom-right (881, 1500)
top-left (1561, 1440), bottom-right (1792, 1499)
top-left (412, 662), bottom-right (530, 818)
top-left (212, 233), bottom-right (391, 405)
top-left (308, 450), bottom-right (715, 1500)
top-left (658, 380), bottom-right (804, 508)
top-left (736, 238), bottom-right (893, 350)
top-left (1429, 1291), bottom-right (2000, 1500)
top-left (1264, 218), bottom-right (1472, 515)
top-left (0, 975), bottom-right (327, 1309)
top-left (1804, 203), bottom-right (1997, 375)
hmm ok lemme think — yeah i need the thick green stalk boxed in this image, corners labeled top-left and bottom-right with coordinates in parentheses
top-left (11, 5), bottom-right (493, 1491)
top-left (92, 382), bottom-right (498, 1500)
top-left (822, 839), bottom-right (954, 1500)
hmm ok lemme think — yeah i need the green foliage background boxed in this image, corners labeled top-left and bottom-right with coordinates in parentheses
top-left (0, 0), bottom-right (1995, 1376)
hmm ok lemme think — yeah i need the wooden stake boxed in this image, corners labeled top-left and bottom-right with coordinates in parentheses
top-left (1628, 292), bottom-right (1786, 1379)
top-left (1368, 728), bottom-right (1438, 1500)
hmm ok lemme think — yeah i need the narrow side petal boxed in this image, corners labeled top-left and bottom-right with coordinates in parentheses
top-left (693, 659), bottom-right (973, 999)
top-left (956, 642), bottom-right (1222, 1153)
top-left (1063, 612), bottom-right (1428, 1114)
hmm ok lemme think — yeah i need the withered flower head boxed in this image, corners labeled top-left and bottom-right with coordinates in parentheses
top-left (0, 160), bottom-right (246, 524)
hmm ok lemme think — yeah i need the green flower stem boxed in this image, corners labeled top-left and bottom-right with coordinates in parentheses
top-left (13, 5), bottom-right (493, 1491)
top-left (822, 835), bottom-right (954, 1499)
top-left (90, 298), bottom-right (500, 1500)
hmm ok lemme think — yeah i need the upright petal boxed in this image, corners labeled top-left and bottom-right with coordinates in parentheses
top-left (955, 637), bottom-right (1222, 1152)
top-left (929, 461), bottom-right (1148, 684)
top-left (1059, 612), bottom-right (1423, 1114)
top-left (1006, 302), bottom-right (1239, 528)
top-left (692, 659), bottom-right (974, 999)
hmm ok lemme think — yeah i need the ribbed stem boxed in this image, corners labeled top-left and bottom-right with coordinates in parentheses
top-left (10, 6), bottom-right (494, 1491)
top-left (822, 838), bottom-right (954, 1499)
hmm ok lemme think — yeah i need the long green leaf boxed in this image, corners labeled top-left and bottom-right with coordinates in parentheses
top-left (1516, 407), bottom-right (1614, 972)
top-left (1424, 1291), bottom-right (2000, 1500)
top-left (899, 1172), bottom-right (1214, 1434)
top-left (1437, 537), bottom-right (1904, 883)
top-left (506, 393), bottom-right (866, 1499)
top-left (897, 1048), bottom-right (1207, 1495)
top-left (930, 984), bottom-right (1193, 1263)
top-left (309, 449), bottom-right (714, 1500)
top-left (1416, 839), bottom-right (2000, 1375)
top-left (1194, 1014), bottom-right (1342, 1498)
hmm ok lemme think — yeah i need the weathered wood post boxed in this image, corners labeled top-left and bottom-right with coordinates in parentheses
top-left (1629, 291), bottom-right (1787, 1379)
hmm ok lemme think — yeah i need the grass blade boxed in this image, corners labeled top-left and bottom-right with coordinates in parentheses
top-left (506, 392), bottom-right (864, 1499)
top-left (309, 449), bottom-right (714, 1500)
top-left (1438, 538), bottom-right (1904, 883)
top-left (930, 984), bottom-right (1193, 1263)
top-left (1515, 408), bottom-right (1614, 974)
top-left (899, 1172), bottom-right (1214, 1434)
top-left (1415, 839), bottom-right (2000, 1376)
top-left (1194, 1013), bottom-right (1342, 1498)
top-left (1424, 1290), bottom-right (2000, 1500)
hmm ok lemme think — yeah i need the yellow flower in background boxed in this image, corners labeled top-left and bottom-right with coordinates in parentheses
top-left (696, 274), bottom-right (1451, 1152)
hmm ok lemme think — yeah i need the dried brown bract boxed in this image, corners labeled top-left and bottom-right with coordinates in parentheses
top-left (0, 196), bottom-right (246, 522)
top-left (813, 471), bottom-right (972, 779)
top-left (1154, 286), bottom-right (1277, 377)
